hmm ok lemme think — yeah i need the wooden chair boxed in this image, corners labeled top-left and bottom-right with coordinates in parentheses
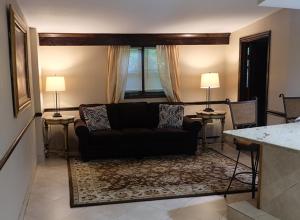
top-left (224, 98), bottom-right (260, 199)
top-left (280, 93), bottom-right (300, 123)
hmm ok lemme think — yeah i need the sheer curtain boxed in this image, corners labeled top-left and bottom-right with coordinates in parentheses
top-left (156, 45), bottom-right (181, 102)
top-left (106, 46), bottom-right (130, 103)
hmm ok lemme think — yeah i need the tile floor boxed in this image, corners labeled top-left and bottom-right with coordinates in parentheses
top-left (24, 144), bottom-right (255, 220)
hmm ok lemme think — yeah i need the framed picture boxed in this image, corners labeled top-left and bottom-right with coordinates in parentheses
top-left (8, 5), bottom-right (31, 117)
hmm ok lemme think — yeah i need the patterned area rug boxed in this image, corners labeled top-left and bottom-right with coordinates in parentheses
top-left (68, 150), bottom-right (253, 207)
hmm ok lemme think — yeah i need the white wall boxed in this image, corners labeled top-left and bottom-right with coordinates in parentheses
top-left (0, 1), bottom-right (40, 219)
top-left (30, 28), bottom-right (45, 162)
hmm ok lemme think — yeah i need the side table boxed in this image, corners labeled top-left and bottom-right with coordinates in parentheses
top-left (43, 115), bottom-right (75, 158)
top-left (196, 111), bottom-right (226, 152)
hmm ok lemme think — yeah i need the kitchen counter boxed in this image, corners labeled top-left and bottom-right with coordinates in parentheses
top-left (224, 123), bottom-right (300, 152)
top-left (224, 123), bottom-right (300, 220)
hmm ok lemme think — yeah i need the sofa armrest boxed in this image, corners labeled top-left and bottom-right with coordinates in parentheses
top-left (182, 117), bottom-right (201, 132)
top-left (74, 119), bottom-right (89, 139)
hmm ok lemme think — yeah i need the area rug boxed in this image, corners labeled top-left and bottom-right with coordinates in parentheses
top-left (68, 150), bottom-right (254, 207)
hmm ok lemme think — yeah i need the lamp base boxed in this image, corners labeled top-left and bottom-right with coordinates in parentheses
top-left (53, 112), bottom-right (62, 117)
top-left (203, 107), bottom-right (214, 112)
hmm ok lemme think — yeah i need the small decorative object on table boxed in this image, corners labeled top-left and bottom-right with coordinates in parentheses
top-left (43, 114), bottom-right (74, 158)
top-left (45, 76), bottom-right (66, 117)
top-left (197, 110), bottom-right (226, 152)
top-left (200, 72), bottom-right (220, 112)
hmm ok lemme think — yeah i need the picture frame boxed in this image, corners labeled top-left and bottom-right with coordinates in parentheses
top-left (8, 5), bottom-right (31, 117)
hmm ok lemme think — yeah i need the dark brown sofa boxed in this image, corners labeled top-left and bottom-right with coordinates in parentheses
top-left (75, 102), bottom-right (201, 160)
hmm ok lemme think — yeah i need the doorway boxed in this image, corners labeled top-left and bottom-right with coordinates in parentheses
top-left (239, 31), bottom-right (271, 126)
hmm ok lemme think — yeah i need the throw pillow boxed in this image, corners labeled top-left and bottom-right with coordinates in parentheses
top-left (82, 105), bottom-right (111, 131)
top-left (158, 104), bottom-right (184, 128)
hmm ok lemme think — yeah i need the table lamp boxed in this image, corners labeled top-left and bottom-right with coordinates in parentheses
top-left (46, 76), bottom-right (65, 117)
top-left (200, 72), bottom-right (220, 112)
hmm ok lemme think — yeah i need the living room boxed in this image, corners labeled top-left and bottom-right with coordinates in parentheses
top-left (1, 0), bottom-right (300, 220)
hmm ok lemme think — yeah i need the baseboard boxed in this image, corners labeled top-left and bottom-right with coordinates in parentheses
top-left (18, 162), bottom-right (37, 220)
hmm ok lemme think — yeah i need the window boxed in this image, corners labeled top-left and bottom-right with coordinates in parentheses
top-left (125, 47), bottom-right (165, 99)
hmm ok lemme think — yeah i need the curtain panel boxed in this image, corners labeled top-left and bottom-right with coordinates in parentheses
top-left (156, 45), bottom-right (181, 102)
top-left (106, 46), bottom-right (130, 103)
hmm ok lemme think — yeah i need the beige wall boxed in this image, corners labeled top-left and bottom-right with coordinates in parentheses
top-left (224, 9), bottom-right (300, 125)
top-left (179, 45), bottom-right (226, 101)
top-left (39, 45), bottom-right (229, 151)
top-left (39, 46), bottom-right (108, 108)
top-left (39, 45), bottom-right (228, 115)
top-left (286, 10), bottom-right (300, 96)
top-left (224, 9), bottom-right (298, 125)
top-left (0, 1), bottom-right (41, 220)
top-left (179, 45), bottom-right (227, 114)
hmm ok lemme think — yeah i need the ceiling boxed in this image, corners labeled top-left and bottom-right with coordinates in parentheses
top-left (17, 0), bottom-right (279, 33)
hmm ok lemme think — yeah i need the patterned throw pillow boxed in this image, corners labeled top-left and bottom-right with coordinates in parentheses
top-left (82, 105), bottom-right (111, 131)
top-left (158, 104), bottom-right (184, 128)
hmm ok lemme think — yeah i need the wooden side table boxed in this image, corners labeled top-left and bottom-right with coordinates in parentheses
top-left (196, 111), bottom-right (226, 152)
top-left (43, 115), bottom-right (75, 158)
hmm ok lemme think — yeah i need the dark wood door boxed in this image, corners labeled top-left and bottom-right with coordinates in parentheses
top-left (239, 32), bottom-right (271, 126)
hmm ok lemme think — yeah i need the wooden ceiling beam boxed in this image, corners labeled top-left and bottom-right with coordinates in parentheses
top-left (39, 33), bottom-right (231, 46)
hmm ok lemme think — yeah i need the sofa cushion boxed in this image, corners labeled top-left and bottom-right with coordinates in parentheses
top-left (105, 104), bottom-right (120, 129)
top-left (152, 128), bottom-right (190, 141)
top-left (147, 103), bottom-right (160, 128)
top-left (89, 129), bottom-right (122, 146)
top-left (118, 103), bottom-right (150, 128)
top-left (82, 105), bottom-right (111, 131)
top-left (122, 128), bottom-right (154, 142)
top-left (158, 104), bottom-right (184, 128)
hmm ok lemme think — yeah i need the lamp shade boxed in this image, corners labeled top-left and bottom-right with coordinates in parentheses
top-left (46, 76), bottom-right (65, 92)
top-left (200, 73), bottom-right (220, 88)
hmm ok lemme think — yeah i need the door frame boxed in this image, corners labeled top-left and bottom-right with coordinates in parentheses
top-left (238, 31), bottom-right (271, 124)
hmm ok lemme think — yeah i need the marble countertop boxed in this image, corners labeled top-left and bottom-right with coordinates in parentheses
top-left (224, 123), bottom-right (300, 151)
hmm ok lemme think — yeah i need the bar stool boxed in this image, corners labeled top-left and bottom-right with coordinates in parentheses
top-left (280, 93), bottom-right (300, 123)
top-left (224, 98), bottom-right (260, 199)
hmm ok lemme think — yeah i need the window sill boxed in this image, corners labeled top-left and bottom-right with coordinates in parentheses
top-left (124, 91), bottom-right (166, 99)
